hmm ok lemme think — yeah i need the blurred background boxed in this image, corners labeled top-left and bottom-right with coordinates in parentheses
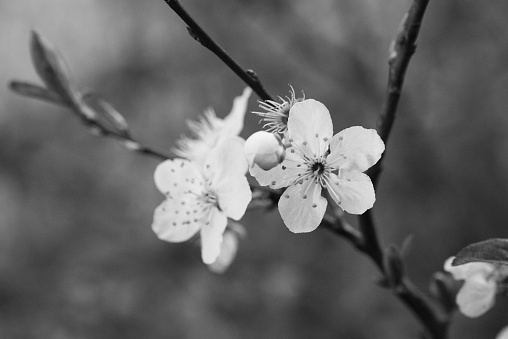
top-left (1, 0), bottom-right (508, 338)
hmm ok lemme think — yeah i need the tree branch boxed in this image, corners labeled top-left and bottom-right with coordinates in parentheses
top-left (163, 0), bottom-right (273, 101)
top-left (351, 1), bottom-right (450, 338)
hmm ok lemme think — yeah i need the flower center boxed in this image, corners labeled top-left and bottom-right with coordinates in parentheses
top-left (203, 191), bottom-right (217, 205)
top-left (311, 161), bottom-right (325, 175)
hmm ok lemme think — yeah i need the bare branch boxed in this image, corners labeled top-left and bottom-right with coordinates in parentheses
top-left (163, 0), bottom-right (273, 101)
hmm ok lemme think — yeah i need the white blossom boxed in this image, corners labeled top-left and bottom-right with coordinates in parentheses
top-left (153, 137), bottom-right (251, 264)
top-left (444, 257), bottom-right (508, 317)
top-left (251, 99), bottom-right (384, 233)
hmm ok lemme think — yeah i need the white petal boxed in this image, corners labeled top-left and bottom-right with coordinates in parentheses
top-left (152, 199), bottom-right (201, 243)
top-left (278, 181), bottom-right (327, 233)
top-left (217, 174), bottom-right (251, 221)
top-left (456, 273), bottom-right (497, 318)
top-left (287, 99), bottom-right (333, 156)
top-left (200, 207), bottom-right (228, 264)
top-left (205, 136), bottom-right (248, 185)
top-left (173, 88), bottom-right (250, 166)
top-left (444, 257), bottom-right (496, 280)
top-left (327, 126), bottom-right (385, 172)
top-left (154, 159), bottom-right (202, 195)
top-left (249, 150), bottom-right (306, 189)
top-left (173, 110), bottom-right (223, 166)
top-left (223, 87), bottom-right (252, 136)
top-left (326, 171), bottom-right (375, 215)
top-left (208, 229), bottom-right (240, 274)
top-left (496, 326), bottom-right (508, 339)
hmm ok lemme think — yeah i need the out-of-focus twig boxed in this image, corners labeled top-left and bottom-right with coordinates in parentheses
top-left (10, 31), bottom-right (171, 161)
top-left (162, 0), bottom-right (273, 102)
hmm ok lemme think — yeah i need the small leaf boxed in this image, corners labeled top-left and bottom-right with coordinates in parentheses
top-left (400, 234), bottom-right (414, 258)
top-left (80, 92), bottom-right (130, 137)
top-left (383, 244), bottom-right (404, 287)
top-left (452, 238), bottom-right (508, 266)
top-left (9, 80), bottom-right (65, 106)
top-left (30, 31), bottom-right (75, 103)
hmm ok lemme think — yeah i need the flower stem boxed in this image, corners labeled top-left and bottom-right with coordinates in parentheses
top-left (162, 0), bottom-right (273, 102)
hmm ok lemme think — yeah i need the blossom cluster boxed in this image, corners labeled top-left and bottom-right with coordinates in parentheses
top-left (152, 87), bottom-right (385, 270)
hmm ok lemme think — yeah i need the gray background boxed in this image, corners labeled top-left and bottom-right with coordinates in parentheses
top-left (1, 0), bottom-right (508, 338)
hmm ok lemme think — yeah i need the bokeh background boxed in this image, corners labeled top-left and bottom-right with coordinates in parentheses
top-left (1, 0), bottom-right (508, 338)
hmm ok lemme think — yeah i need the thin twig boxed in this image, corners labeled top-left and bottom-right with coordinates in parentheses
top-left (163, 0), bottom-right (273, 102)
top-left (351, 0), bottom-right (448, 338)
top-left (368, 0), bottom-right (430, 187)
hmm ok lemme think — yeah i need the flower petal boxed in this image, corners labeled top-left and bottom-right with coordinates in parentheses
top-left (287, 99), bottom-right (333, 156)
top-left (250, 150), bottom-right (306, 189)
top-left (217, 174), bottom-right (251, 221)
top-left (223, 87), bottom-right (252, 136)
top-left (496, 326), bottom-right (508, 339)
top-left (200, 207), bottom-right (228, 264)
top-left (205, 136), bottom-right (248, 185)
top-left (327, 126), bottom-right (385, 172)
top-left (152, 199), bottom-right (201, 243)
top-left (326, 171), bottom-right (375, 214)
top-left (173, 88), bottom-right (250, 166)
top-left (154, 159), bottom-right (202, 196)
top-left (208, 228), bottom-right (240, 274)
top-left (278, 181), bottom-right (327, 233)
top-left (456, 273), bottom-right (497, 317)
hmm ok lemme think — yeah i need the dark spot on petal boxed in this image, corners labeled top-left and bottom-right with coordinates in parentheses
top-left (282, 166), bottom-right (286, 170)
top-left (303, 195), bottom-right (307, 199)
top-left (312, 203), bottom-right (317, 208)
top-left (303, 141), bottom-right (307, 146)
top-left (285, 194), bottom-right (289, 198)
top-left (271, 181), bottom-right (276, 185)
top-left (291, 149), bottom-right (295, 153)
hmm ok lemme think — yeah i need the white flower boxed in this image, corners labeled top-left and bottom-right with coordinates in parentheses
top-left (444, 257), bottom-right (508, 317)
top-left (250, 99), bottom-right (385, 233)
top-left (153, 137), bottom-right (251, 264)
top-left (174, 87), bottom-right (251, 166)
top-left (244, 131), bottom-right (285, 170)
top-left (497, 326), bottom-right (508, 339)
top-left (252, 85), bottom-right (303, 135)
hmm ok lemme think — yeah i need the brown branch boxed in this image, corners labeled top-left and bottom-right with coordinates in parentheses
top-left (162, 0), bottom-right (273, 102)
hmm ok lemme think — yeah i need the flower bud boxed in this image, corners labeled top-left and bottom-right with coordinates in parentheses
top-left (244, 131), bottom-right (285, 170)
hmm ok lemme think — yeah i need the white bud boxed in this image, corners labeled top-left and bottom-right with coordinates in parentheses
top-left (244, 131), bottom-right (285, 170)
